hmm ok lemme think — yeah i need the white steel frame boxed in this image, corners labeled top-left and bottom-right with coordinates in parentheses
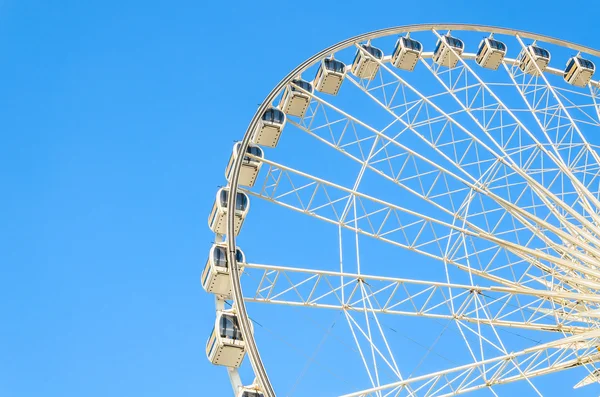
top-left (219, 24), bottom-right (600, 397)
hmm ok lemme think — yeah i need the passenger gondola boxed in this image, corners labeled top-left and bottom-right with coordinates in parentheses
top-left (238, 388), bottom-right (264, 397)
top-left (208, 188), bottom-right (249, 235)
top-left (225, 142), bottom-right (263, 187)
top-left (252, 107), bottom-right (286, 148)
top-left (201, 243), bottom-right (245, 297)
top-left (564, 56), bottom-right (595, 87)
top-left (206, 311), bottom-right (247, 367)
top-left (280, 79), bottom-right (313, 118)
top-left (351, 44), bottom-right (383, 80)
top-left (519, 45), bottom-right (550, 75)
top-left (314, 58), bottom-right (346, 95)
top-left (392, 36), bottom-right (422, 71)
top-left (433, 34), bottom-right (464, 68)
top-left (476, 37), bottom-right (507, 70)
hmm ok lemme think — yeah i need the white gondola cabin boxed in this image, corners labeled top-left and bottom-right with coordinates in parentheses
top-left (433, 35), bottom-right (464, 68)
top-left (225, 143), bottom-right (263, 187)
top-left (201, 243), bottom-right (245, 297)
top-left (351, 44), bottom-right (383, 80)
top-left (392, 36), bottom-right (423, 71)
top-left (206, 311), bottom-right (247, 367)
top-left (280, 79), bottom-right (313, 118)
top-left (238, 388), bottom-right (264, 397)
top-left (519, 45), bottom-right (550, 75)
top-left (208, 188), bottom-right (249, 235)
top-left (314, 58), bottom-right (346, 95)
top-left (252, 108), bottom-right (286, 148)
top-left (564, 56), bottom-right (595, 87)
top-left (476, 38), bottom-right (507, 70)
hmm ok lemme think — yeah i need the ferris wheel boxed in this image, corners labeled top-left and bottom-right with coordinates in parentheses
top-left (202, 24), bottom-right (600, 396)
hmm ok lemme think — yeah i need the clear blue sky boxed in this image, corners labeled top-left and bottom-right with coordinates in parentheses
top-left (3, 1), bottom-right (600, 396)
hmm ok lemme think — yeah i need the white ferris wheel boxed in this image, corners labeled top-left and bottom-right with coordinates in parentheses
top-left (202, 24), bottom-right (600, 397)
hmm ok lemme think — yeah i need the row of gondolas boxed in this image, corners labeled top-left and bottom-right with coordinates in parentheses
top-left (203, 33), bottom-right (597, 397)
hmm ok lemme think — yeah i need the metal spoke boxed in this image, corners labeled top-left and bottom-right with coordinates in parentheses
top-left (339, 329), bottom-right (600, 397)
top-left (243, 263), bottom-right (598, 333)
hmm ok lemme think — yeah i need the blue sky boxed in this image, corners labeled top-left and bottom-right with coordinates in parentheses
top-left (3, 1), bottom-right (600, 396)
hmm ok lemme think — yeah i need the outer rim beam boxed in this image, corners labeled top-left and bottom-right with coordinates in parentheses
top-left (224, 24), bottom-right (600, 397)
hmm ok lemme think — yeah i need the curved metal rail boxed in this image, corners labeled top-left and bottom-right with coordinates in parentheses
top-left (224, 23), bottom-right (600, 397)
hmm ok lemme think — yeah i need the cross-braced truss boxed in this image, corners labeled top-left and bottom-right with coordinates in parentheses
top-left (217, 25), bottom-right (600, 397)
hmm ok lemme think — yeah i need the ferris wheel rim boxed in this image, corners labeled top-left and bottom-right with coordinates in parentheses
top-left (223, 23), bottom-right (600, 397)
